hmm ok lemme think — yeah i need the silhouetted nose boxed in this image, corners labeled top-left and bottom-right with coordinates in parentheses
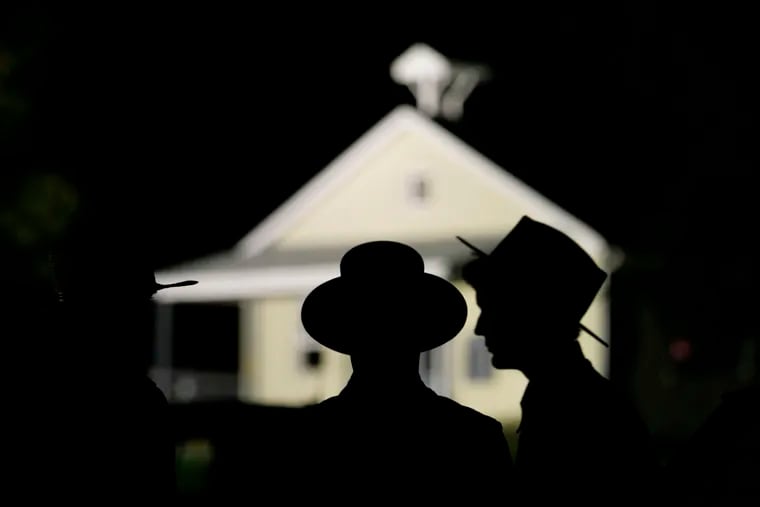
top-left (474, 315), bottom-right (486, 336)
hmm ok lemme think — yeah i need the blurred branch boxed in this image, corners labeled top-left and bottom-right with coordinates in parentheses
top-left (0, 172), bottom-right (79, 250)
top-left (0, 45), bottom-right (28, 136)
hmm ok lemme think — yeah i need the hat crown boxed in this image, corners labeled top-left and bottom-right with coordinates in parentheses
top-left (301, 240), bottom-right (468, 354)
top-left (462, 216), bottom-right (606, 324)
top-left (491, 216), bottom-right (605, 280)
top-left (340, 241), bottom-right (425, 281)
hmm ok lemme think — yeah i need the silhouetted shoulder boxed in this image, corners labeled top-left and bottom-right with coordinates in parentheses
top-left (109, 375), bottom-right (169, 411)
top-left (721, 383), bottom-right (760, 408)
top-left (433, 394), bottom-right (503, 427)
top-left (141, 376), bottom-right (169, 406)
top-left (300, 396), bottom-right (344, 416)
top-left (297, 398), bottom-right (341, 431)
top-left (432, 395), bottom-right (515, 486)
top-left (664, 383), bottom-right (760, 504)
top-left (693, 383), bottom-right (760, 446)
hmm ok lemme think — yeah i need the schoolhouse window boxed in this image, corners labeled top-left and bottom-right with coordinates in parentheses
top-left (297, 326), bottom-right (322, 370)
top-left (296, 310), bottom-right (322, 371)
top-left (304, 349), bottom-right (322, 369)
top-left (468, 336), bottom-right (492, 380)
top-left (408, 172), bottom-right (431, 204)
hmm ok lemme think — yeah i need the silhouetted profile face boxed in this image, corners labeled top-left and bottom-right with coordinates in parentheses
top-left (460, 216), bottom-right (606, 373)
top-left (52, 240), bottom-right (159, 373)
top-left (472, 285), bottom-right (547, 371)
top-left (465, 257), bottom-right (585, 373)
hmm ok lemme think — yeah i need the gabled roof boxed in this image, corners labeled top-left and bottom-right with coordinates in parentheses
top-left (234, 105), bottom-right (609, 261)
top-left (160, 234), bottom-right (504, 275)
top-left (153, 237), bottom-right (478, 303)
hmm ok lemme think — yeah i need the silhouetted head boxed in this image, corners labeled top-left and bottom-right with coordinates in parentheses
top-left (301, 241), bottom-right (468, 366)
top-left (459, 216), bottom-right (607, 373)
top-left (50, 212), bottom-right (196, 373)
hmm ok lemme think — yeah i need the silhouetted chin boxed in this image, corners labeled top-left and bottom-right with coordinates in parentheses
top-left (490, 353), bottom-right (515, 370)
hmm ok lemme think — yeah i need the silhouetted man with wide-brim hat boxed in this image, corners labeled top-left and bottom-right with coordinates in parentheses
top-left (296, 240), bottom-right (514, 503)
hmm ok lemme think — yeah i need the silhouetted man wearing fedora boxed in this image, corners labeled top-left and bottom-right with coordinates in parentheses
top-left (663, 368), bottom-right (759, 504)
top-left (459, 216), bottom-right (653, 506)
top-left (50, 209), bottom-right (197, 502)
top-left (297, 241), bottom-right (513, 502)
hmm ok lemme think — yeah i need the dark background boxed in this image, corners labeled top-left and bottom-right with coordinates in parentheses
top-left (3, 5), bottom-right (757, 256)
top-left (2, 4), bottom-right (758, 442)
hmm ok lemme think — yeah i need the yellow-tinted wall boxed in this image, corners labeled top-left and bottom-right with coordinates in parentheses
top-left (239, 297), bottom-right (350, 406)
top-left (274, 129), bottom-right (607, 265)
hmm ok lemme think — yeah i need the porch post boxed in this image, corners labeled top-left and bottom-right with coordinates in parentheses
top-left (153, 302), bottom-right (174, 400)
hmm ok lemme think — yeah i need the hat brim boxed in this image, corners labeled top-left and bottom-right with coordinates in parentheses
top-left (301, 274), bottom-right (468, 354)
top-left (154, 280), bottom-right (198, 291)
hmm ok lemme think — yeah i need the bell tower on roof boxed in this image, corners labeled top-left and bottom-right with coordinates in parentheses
top-left (390, 42), bottom-right (491, 122)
